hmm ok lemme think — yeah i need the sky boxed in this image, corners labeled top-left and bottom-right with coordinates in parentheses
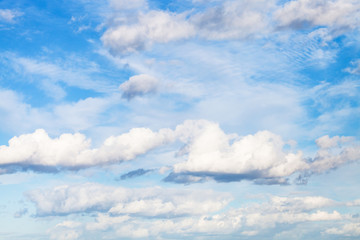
top-left (0, 0), bottom-right (360, 239)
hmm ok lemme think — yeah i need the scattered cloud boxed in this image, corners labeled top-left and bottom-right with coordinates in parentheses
top-left (0, 9), bottom-right (23, 23)
top-left (1, 119), bottom-right (360, 184)
top-left (119, 74), bottom-right (159, 100)
top-left (101, 10), bottom-right (195, 54)
top-left (344, 59), bottom-right (360, 75)
top-left (27, 182), bottom-right (232, 217)
top-left (27, 186), bottom-right (351, 238)
top-left (101, 0), bottom-right (360, 55)
top-left (274, 0), bottom-right (360, 33)
top-left (119, 168), bottom-right (153, 180)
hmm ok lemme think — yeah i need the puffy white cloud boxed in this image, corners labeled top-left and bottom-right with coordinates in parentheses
top-left (27, 182), bottom-right (232, 217)
top-left (1, 119), bottom-right (360, 183)
top-left (0, 126), bottom-right (174, 173)
top-left (119, 74), bottom-right (159, 99)
top-left (274, 0), bottom-right (360, 31)
top-left (169, 120), bottom-right (308, 183)
top-left (0, 9), bottom-right (22, 23)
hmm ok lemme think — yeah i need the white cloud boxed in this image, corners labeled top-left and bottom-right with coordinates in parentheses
top-left (119, 74), bottom-right (159, 99)
top-left (191, 0), bottom-right (275, 40)
top-left (27, 183), bottom-right (232, 217)
top-left (171, 120), bottom-right (308, 183)
top-left (0, 125), bottom-right (174, 173)
top-left (40, 192), bottom-right (347, 238)
top-left (0, 9), bottom-right (22, 23)
top-left (344, 59), bottom-right (360, 75)
top-left (326, 222), bottom-right (360, 236)
top-left (101, 10), bottom-right (195, 54)
top-left (1, 119), bottom-right (359, 181)
top-left (274, 0), bottom-right (360, 32)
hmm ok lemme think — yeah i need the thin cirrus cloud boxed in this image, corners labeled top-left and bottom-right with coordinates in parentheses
top-left (0, 119), bottom-right (359, 185)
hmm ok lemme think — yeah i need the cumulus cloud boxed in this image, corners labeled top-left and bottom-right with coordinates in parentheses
top-left (26, 182), bottom-right (231, 217)
top-left (1, 119), bottom-right (359, 183)
top-left (165, 120), bottom-right (360, 184)
top-left (119, 74), bottom-right (159, 100)
top-left (36, 190), bottom-right (349, 239)
top-left (101, 10), bottom-right (195, 54)
top-left (274, 0), bottom-right (360, 32)
top-left (0, 126), bottom-right (174, 174)
top-left (101, 0), bottom-right (360, 55)
top-left (168, 120), bottom-right (308, 184)
top-left (0, 9), bottom-right (22, 23)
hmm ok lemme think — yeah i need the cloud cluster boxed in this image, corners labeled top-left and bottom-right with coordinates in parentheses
top-left (119, 74), bottom-right (159, 100)
top-left (1, 119), bottom-right (359, 185)
top-left (27, 183), bottom-right (231, 217)
top-left (101, 0), bottom-right (360, 54)
top-left (29, 183), bottom-right (350, 239)
top-left (166, 120), bottom-right (360, 184)
top-left (274, 0), bottom-right (360, 32)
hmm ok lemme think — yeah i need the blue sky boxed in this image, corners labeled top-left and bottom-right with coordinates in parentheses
top-left (0, 0), bottom-right (360, 239)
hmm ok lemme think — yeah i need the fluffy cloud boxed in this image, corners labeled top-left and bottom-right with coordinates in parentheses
top-left (119, 74), bottom-right (159, 100)
top-left (0, 126), bottom-right (174, 173)
top-left (27, 182), bottom-right (231, 217)
top-left (101, 10), bottom-right (195, 54)
top-left (166, 120), bottom-right (360, 184)
top-left (101, 0), bottom-right (360, 55)
top-left (274, 0), bottom-right (360, 31)
top-left (1, 119), bottom-right (359, 183)
top-left (37, 191), bottom-right (348, 239)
